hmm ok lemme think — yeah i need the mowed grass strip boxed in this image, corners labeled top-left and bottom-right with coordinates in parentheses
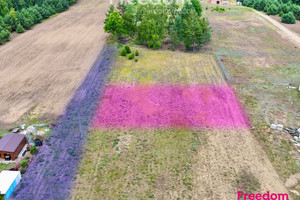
top-left (72, 128), bottom-right (205, 200)
top-left (108, 47), bottom-right (224, 85)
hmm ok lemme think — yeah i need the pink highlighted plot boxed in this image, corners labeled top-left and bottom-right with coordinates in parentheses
top-left (93, 84), bottom-right (250, 129)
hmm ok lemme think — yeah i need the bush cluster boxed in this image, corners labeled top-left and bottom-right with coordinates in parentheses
top-left (20, 167), bottom-right (26, 174)
top-left (282, 11), bottom-right (296, 24)
top-left (30, 145), bottom-right (38, 155)
top-left (212, 5), bottom-right (226, 13)
top-left (240, 0), bottom-right (299, 23)
top-left (20, 160), bottom-right (28, 167)
top-left (128, 53), bottom-right (134, 60)
top-left (0, 0), bottom-right (78, 45)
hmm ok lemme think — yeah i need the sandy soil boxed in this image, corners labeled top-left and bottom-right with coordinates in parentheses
top-left (0, 0), bottom-right (110, 127)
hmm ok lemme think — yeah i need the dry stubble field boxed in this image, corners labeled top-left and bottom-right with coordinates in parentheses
top-left (72, 43), bottom-right (290, 199)
top-left (0, 0), bottom-right (110, 127)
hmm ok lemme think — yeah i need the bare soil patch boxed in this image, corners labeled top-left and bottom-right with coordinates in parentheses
top-left (0, 0), bottom-right (110, 127)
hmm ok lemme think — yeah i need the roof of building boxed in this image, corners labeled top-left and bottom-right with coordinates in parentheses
top-left (0, 170), bottom-right (21, 194)
top-left (0, 133), bottom-right (25, 153)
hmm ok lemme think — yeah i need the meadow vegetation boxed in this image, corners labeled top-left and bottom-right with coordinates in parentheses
top-left (73, 129), bottom-right (205, 200)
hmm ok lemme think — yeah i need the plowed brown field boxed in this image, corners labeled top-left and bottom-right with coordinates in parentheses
top-left (0, 0), bottom-right (109, 127)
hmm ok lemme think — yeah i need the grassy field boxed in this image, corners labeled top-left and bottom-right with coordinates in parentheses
top-left (108, 47), bottom-right (224, 85)
top-left (72, 3), bottom-right (299, 199)
top-left (72, 128), bottom-right (205, 199)
top-left (204, 2), bottom-right (300, 196)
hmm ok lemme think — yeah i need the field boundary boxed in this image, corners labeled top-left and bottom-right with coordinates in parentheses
top-left (12, 45), bottom-right (116, 200)
top-left (216, 53), bottom-right (231, 83)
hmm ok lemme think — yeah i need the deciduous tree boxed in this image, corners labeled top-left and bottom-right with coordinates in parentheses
top-left (104, 10), bottom-right (124, 37)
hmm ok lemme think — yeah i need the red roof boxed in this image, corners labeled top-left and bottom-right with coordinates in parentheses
top-left (0, 134), bottom-right (25, 153)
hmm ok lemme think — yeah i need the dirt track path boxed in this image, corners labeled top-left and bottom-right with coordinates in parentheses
top-left (253, 9), bottom-right (300, 47)
top-left (0, 0), bottom-right (110, 126)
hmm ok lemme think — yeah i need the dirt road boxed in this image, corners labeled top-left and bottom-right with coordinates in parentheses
top-left (253, 9), bottom-right (300, 47)
top-left (0, 0), bottom-right (110, 127)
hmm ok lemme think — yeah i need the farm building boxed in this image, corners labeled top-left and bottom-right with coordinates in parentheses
top-left (0, 134), bottom-right (27, 161)
top-left (209, 0), bottom-right (224, 4)
top-left (0, 171), bottom-right (22, 200)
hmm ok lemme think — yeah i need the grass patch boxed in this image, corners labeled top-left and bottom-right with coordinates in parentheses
top-left (108, 47), bottom-right (223, 84)
top-left (0, 163), bottom-right (14, 172)
top-left (72, 129), bottom-right (205, 199)
top-left (235, 170), bottom-right (261, 194)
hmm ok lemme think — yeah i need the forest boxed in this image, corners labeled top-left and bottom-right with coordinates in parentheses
top-left (0, 0), bottom-right (77, 44)
top-left (240, 0), bottom-right (300, 24)
top-left (104, 0), bottom-right (211, 51)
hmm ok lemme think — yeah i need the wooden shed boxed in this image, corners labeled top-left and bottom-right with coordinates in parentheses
top-left (0, 134), bottom-right (27, 161)
top-left (209, 0), bottom-right (224, 4)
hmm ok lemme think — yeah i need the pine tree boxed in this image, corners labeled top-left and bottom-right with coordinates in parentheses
top-left (16, 23), bottom-right (24, 33)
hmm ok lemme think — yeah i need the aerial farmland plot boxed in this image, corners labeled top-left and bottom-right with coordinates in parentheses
top-left (71, 3), bottom-right (299, 200)
top-left (0, 0), bottom-right (299, 199)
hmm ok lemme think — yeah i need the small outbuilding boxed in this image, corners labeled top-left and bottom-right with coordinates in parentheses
top-left (0, 171), bottom-right (22, 200)
top-left (0, 134), bottom-right (27, 161)
top-left (209, 0), bottom-right (224, 4)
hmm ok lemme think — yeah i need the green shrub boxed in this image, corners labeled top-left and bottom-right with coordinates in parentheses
top-left (16, 24), bottom-right (25, 33)
top-left (20, 167), bottom-right (26, 174)
top-left (128, 53), bottom-right (134, 60)
top-left (30, 145), bottom-right (38, 155)
top-left (0, 29), bottom-right (10, 45)
top-left (267, 4), bottom-right (278, 15)
top-left (26, 156), bottom-right (30, 160)
top-left (0, 194), bottom-right (5, 200)
top-left (153, 41), bottom-right (161, 50)
top-left (206, 6), bottom-right (208, 10)
top-left (120, 48), bottom-right (127, 56)
top-left (135, 50), bottom-right (139, 56)
top-left (117, 43), bottom-right (123, 49)
top-left (135, 59), bottom-right (138, 62)
top-left (292, 5), bottom-right (300, 20)
top-left (281, 12), bottom-right (296, 24)
top-left (124, 45), bottom-right (131, 53)
top-left (20, 160), bottom-right (28, 167)
top-left (213, 5), bottom-right (226, 13)
top-left (279, 11), bottom-right (284, 17)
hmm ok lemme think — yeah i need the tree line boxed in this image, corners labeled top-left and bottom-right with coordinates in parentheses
top-left (240, 0), bottom-right (300, 24)
top-left (104, 0), bottom-right (211, 51)
top-left (0, 0), bottom-right (77, 44)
